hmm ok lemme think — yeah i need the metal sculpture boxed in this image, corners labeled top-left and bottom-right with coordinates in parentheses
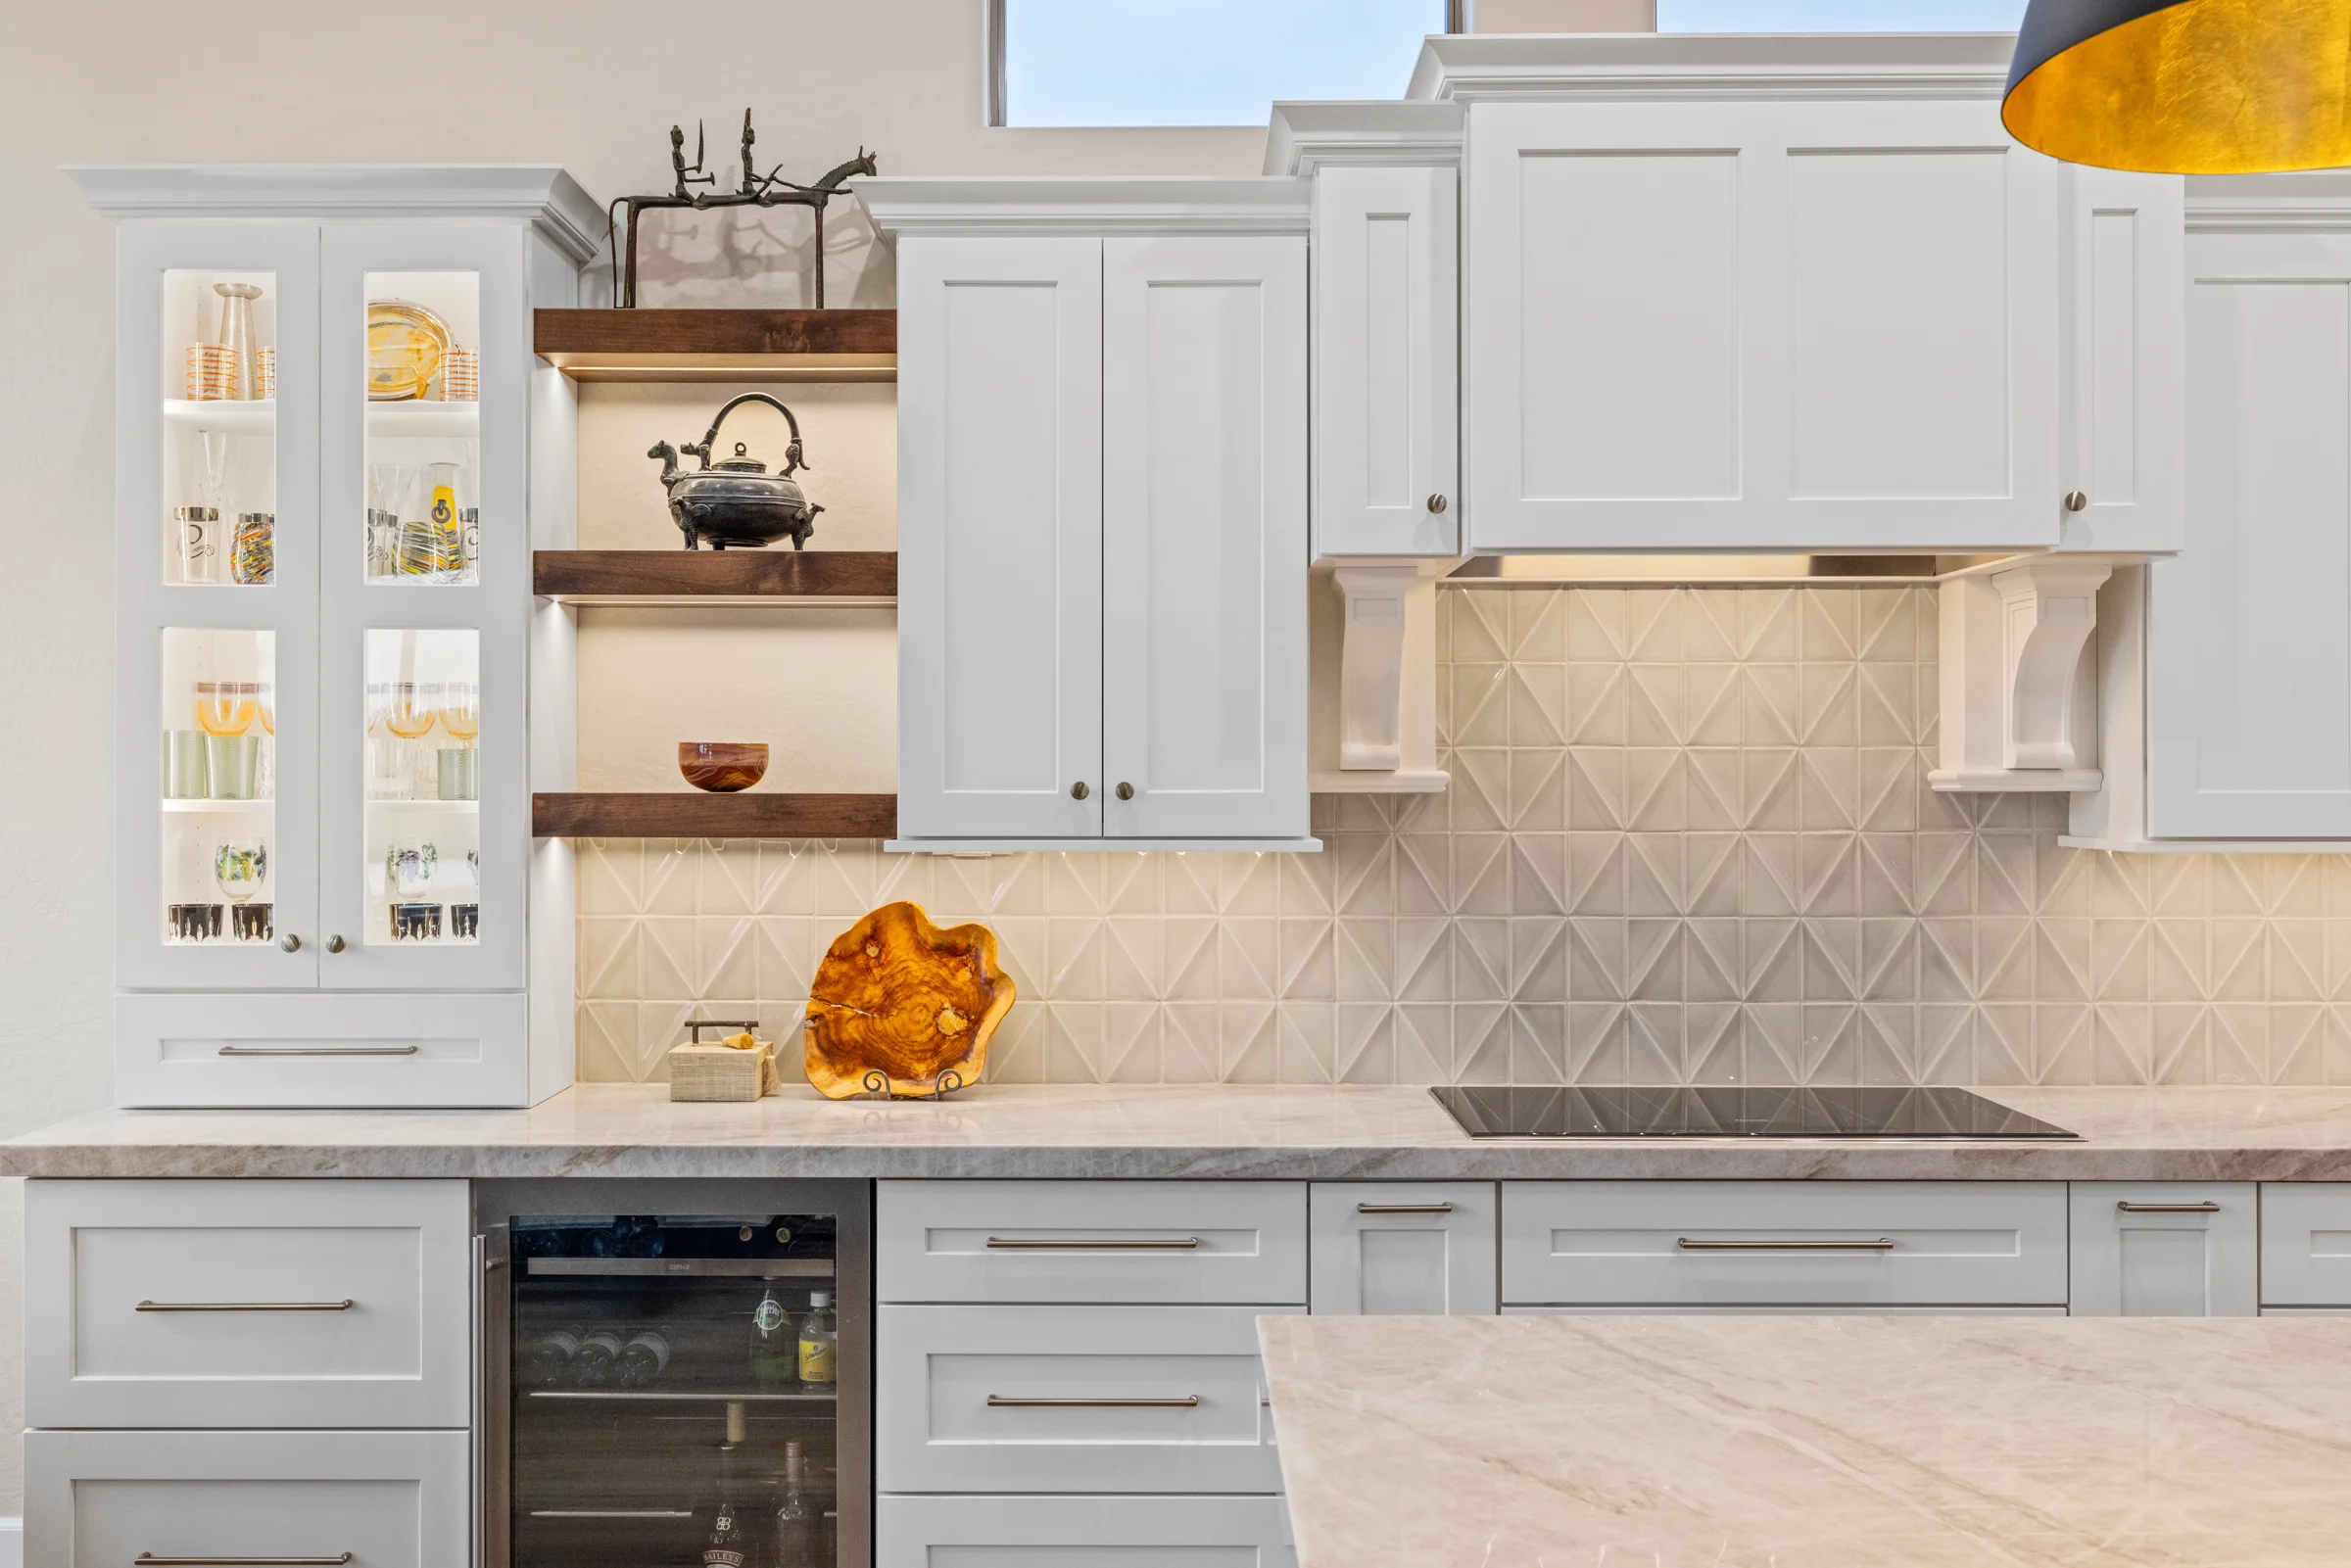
top-left (606, 111), bottom-right (878, 308)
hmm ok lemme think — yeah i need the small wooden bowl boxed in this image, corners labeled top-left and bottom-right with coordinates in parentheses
top-left (678, 741), bottom-right (769, 792)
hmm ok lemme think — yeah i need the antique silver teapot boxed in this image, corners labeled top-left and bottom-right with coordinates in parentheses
top-left (648, 392), bottom-right (823, 550)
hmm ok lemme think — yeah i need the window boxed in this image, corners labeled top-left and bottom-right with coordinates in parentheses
top-left (1657, 0), bottom-right (2027, 28)
top-left (989, 0), bottom-right (1448, 128)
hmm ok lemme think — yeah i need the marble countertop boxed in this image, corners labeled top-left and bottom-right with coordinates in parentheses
top-left (1261, 1313), bottom-right (2351, 1567)
top-left (12, 1082), bottom-right (2351, 1179)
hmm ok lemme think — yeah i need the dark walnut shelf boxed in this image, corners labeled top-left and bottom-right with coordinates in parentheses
top-left (535, 549), bottom-right (896, 604)
top-left (533, 792), bottom-right (897, 839)
top-left (534, 308), bottom-right (895, 382)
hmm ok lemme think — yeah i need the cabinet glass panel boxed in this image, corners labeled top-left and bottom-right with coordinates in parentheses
top-left (160, 629), bottom-right (276, 944)
top-left (361, 270), bottom-right (481, 585)
top-left (162, 269), bottom-right (277, 587)
top-left (513, 1215), bottom-right (843, 1568)
top-left (362, 629), bottom-right (480, 946)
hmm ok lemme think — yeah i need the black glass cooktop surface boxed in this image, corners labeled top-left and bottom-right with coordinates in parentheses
top-left (1429, 1084), bottom-right (2079, 1140)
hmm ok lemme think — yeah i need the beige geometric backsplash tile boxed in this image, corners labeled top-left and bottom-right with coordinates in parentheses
top-left (576, 585), bottom-right (2351, 1088)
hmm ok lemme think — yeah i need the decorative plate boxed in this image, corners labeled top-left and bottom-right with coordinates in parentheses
top-left (802, 902), bottom-right (1012, 1099)
top-left (367, 299), bottom-right (451, 401)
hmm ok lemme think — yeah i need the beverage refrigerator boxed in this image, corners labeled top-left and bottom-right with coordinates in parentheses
top-left (475, 1179), bottom-right (872, 1568)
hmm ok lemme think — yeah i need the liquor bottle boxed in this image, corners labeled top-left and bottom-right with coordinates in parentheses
top-left (523, 1328), bottom-right (579, 1388)
top-left (768, 1438), bottom-right (819, 1568)
top-left (797, 1291), bottom-right (837, 1389)
top-left (749, 1287), bottom-right (795, 1388)
top-left (618, 1329), bottom-right (671, 1388)
top-left (573, 1328), bottom-right (624, 1387)
top-left (704, 1410), bottom-right (749, 1568)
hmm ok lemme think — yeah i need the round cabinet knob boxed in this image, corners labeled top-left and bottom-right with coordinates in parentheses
top-left (278, 933), bottom-right (302, 953)
top-left (1115, 782), bottom-right (1135, 801)
top-left (1070, 782), bottom-right (1090, 801)
top-left (2063, 491), bottom-right (2089, 512)
top-left (1427, 494), bottom-right (1449, 514)
top-left (324, 934), bottom-right (347, 954)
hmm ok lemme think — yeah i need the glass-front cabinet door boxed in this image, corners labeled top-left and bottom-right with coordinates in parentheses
top-left (118, 222), bottom-right (320, 988)
top-left (317, 224), bottom-right (526, 989)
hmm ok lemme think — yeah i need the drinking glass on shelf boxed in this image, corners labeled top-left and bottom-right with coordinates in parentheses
top-left (364, 682), bottom-right (407, 798)
top-left (214, 839), bottom-right (268, 904)
top-left (194, 681), bottom-right (256, 737)
top-left (438, 681), bottom-right (479, 745)
top-left (365, 461), bottom-right (414, 581)
top-left (387, 681), bottom-right (439, 796)
top-left (255, 681), bottom-right (275, 798)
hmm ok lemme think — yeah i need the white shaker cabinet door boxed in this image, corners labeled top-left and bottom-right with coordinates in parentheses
top-left (2149, 231), bottom-right (2351, 838)
top-left (1308, 1182), bottom-right (1497, 1315)
top-left (2069, 1183), bottom-right (2258, 1317)
top-left (2057, 167), bottom-right (2184, 553)
top-left (1101, 235), bottom-right (1309, 841)
top-left (1464, 98), bottom-right (2059, 552)
top-left (896, 236), bottom-right (1105, 839)
top-left (1313, 165), bottom-right (1459, 558)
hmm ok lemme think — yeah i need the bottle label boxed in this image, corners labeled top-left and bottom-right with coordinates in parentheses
top-left (753, 1299), bottom-right (786, 1333)
top-left (702, 1553), bottom-right (746, 1568)
top-left (799, 1336), bottom-right (836, 1384)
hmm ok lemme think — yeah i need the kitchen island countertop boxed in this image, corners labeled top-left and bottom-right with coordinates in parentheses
top-left (1260, 1311), bottom-right (2351, 1567)
top-left (12, 1081), bottom-right (2351, 1179)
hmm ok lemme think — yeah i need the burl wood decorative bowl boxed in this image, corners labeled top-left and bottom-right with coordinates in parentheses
top-left (678, 741), bottom-right (769, 792)
top-left (803, 901), bottom-right (1013, 1099)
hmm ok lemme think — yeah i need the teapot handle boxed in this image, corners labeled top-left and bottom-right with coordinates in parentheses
top-left (695, 391), bottom-right (808, 477)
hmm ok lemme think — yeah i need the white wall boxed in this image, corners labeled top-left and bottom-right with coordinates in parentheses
top-left (0, 0), bottom-right (1266, 1517)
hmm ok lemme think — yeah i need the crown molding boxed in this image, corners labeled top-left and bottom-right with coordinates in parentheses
top-left (64, 164), bottom-right (606, 262)
top-left (1264, 101), bottom-right (1464, 176)
top-left (2186, 171), bottom-right (2351, 233)
top-left (853, 176), bottom-right (1309, 237)
top-left (1407, 32), bottom-right (2016, 103)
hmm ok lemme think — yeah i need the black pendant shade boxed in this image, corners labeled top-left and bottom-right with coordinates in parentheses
top-left (2003, 0), bottom-right (2351, 173)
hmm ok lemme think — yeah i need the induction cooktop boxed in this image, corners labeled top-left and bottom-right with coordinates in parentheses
top-left (1429, 1084), bottom-right (2080, 1140)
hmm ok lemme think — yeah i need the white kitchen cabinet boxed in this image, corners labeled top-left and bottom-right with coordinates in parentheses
top-left (24, 1178), bottom-right (474, 1430)
top-left (879, 1495), bottom-right (1296, 1568)
top-left (877, 1179), bottom-right (1307, 1306)
top-left (74, 165), bottom-right (596, 1104)
top-left (2069, 1183), bottom-right (2258, 1317)
top-left (2069, 175), bottom-right (2351, 850)
top-left (2261, 1183), bottom-right (2351, 1307)
top-left (1308, 1182), bottom-right (1497, 1315)
top-left (1422, 35), bottom-right (2062, 553)
top-left (1307, 165), bottom-right (1460, 558)
top-left (1502, 1181), bottom-right (2069, 1308)
top-left (877, 1304), bottom-right (1295, 1494)
top-left (866, 180), bottom-right (1314, 851)
top-left (26, 1428), bottom-right (470, 1568)
top-left (2058, 167), bottom-right (2185, 554)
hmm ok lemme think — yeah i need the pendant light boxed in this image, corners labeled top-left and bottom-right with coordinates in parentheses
top-left (2002, 0), bottom-right (2351, 173)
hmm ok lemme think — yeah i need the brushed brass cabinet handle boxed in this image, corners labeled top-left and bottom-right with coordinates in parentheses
top-left (1358, 1203), bottom-right (1455, 1214)
top-left (136, 1555), bottom-right (354, 1566)
top-left (984, 1236), bottom-right (1200, 1250)
top-left (136, 1299), bottom-right (355, 1312)
top-left (1676, 1238), bottom-right (1895, 1252)
top-left (987, 1394), bottom-right (1200, 1408)
top-left (2117, 1201), bottom-right (2222, 1213)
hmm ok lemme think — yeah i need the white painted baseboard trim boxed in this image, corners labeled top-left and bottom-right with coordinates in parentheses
top-left (0, 1515), bottom-right (23, 1568)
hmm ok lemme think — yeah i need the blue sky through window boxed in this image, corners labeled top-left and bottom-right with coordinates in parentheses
top-left (1004, 0), bottom-right (1444, 127)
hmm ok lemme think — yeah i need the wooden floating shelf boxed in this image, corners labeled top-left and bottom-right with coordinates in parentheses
top-left (534, 308), bottom-right (896, 382)
top-left (533, 792), bottom-right (897, 839)
top-left (535, 549), bottom-right (896, 604)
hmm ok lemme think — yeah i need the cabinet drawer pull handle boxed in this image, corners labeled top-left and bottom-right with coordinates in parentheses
top-left (984, 1236), bottom-right (1201, 1250)
top-left (1357, 1203), bottom-right (1455, 1214)
top-left (2116, 1201), bottom-right (2222, 1213)
top-left (526, 1510), bottom-right (696, 1520)
top-left (136, 1556), bottom-right (354, 1566)
top-left (217, 1045), bottom-right (419, 1057)
top-left (136, 1299), bottom-right (355, 1312)
top-left (986, 1395), bottom-right (1201, 1408)
top-left (1675, 1238), bottom-right (1895, 1252)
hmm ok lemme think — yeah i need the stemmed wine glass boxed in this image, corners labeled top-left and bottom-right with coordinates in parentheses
top-left (214, 839), bottom-right (268, 904)
top-left (385, 681), bottom-right (440, 798)
top-left (438, 681), bottom-right (479, 747)
top-left (194, 680), bottom-right (256, 736)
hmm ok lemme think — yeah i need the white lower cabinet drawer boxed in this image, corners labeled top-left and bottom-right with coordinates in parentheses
top-left (26, 1428), bottom-right (470, 1568)
top-left (1308, 1182), bottom-right (1498, 1315)
top-left (1503, 1181), bottom-right (2068, 1307)
top-left (26, 1178), bottom-right (473, 1429)
top-left (878, 1304), bottom-right (1297, 1493)
top-left (878, 1495), bottom-right (1296, 1568)
top-left (2070, 1182), bottom-right (2258, 1316)
top-left (115, 989), bottom-right (531, 1108)
top-left (2262, 1183), bottom-right (2351, 1307)
top-left (879, 1180), bottom-right (1307, 1305)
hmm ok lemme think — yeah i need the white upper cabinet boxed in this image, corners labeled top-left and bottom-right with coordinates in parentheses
top-left (866, 179), bottom-right (1315, 850)
top-left (2149, 190), bottom-right (2351, 839)
top-left (1417, 35), bottom-right (2063, 554)
top-left (2058, 167), bottom-right (2185, 553)
top-left (894, 237), bottom-right (1104, 841)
